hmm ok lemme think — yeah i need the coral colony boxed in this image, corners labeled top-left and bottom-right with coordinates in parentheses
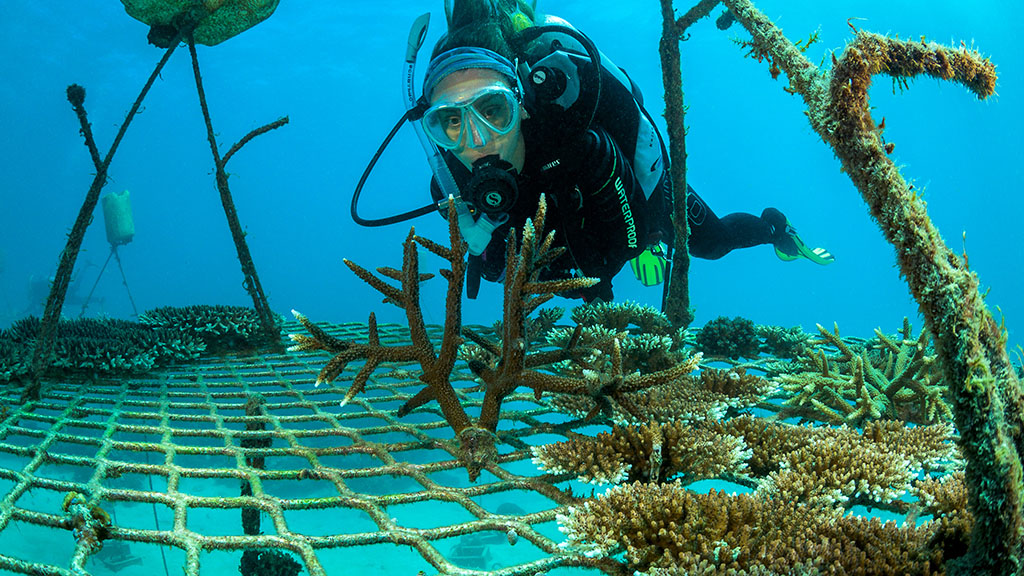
top-left (289, 0), bottom-right (1022, 573)
top-left (291, 197), bottom-right (968, 574)
top-left (290, 197), bottom-right (704, 482)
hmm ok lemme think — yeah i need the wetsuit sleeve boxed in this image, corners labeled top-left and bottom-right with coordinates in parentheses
top-left (568, 127), bottom-right (648, 283)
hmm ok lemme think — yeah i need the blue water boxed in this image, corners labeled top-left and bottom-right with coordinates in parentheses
top-left (1, 1), bottom-right (1021, 350)
top-left (1, 4), bottom-right (1014, 574)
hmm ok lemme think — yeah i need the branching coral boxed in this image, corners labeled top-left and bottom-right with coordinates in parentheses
top-left (537, 414), bottom-right (955, 505)
top-left (760, 436), bottom-right (916, 507)
top-left (2, 305), bottom-right (282, 382)
top-left (558, 482), bottom-right (943, 574)
top-left (2, 315), bottom-right (205, 381)
top-left (755, 324), bottom-right (809, 359)
top-left (772, 320), bottom-right (949, 426)
top-left (533, 420), bottom-right (749, 484)
top-left (914, 470), bottom-right (972, 560)
top-left (490, 305), bottom-right (565, 345)
top-left (139, 304), bottom-right (282, 353)
top-left (546, 416), bottom-right (957, 573)
top-left (291, 197), bottom-right (703, 480)
top-left (570, 301), bottom-right (675, 336)
top-left (290, 203), bottom-right (480, 472)
top-left (545, 325), bottom-right (686, 376)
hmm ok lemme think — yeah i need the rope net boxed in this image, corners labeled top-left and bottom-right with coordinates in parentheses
top-left (0, 320), bottom-right (595, 576)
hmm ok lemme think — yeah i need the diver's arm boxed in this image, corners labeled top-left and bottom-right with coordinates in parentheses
top-left (574, 128), bottom-right (648, 255)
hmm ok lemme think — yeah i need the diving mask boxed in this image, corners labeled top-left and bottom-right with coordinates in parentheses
top-left (421, 84), bottom-right (521, 150)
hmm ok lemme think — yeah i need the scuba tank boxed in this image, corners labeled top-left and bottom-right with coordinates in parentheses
top-left (513, 15), bottom-right (667, 201)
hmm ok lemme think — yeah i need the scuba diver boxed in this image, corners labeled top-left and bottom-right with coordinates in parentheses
top-left (352, 0), bottom-right (833, 304)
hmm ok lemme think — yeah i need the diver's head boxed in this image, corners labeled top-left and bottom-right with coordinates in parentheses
top-left (421, 48), bottom-right (526, 172)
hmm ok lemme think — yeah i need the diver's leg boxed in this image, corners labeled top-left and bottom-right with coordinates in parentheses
top-left (686, 186), bottom-right (770, 260)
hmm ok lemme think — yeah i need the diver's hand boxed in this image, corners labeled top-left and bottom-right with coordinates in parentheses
top-left (574, 129), bottom-right (635, 223)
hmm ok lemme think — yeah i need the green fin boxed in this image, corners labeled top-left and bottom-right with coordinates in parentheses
top-left (630, 246), bottom-right (669, 286)
top-left (775, 223), bottom-right (835, 265)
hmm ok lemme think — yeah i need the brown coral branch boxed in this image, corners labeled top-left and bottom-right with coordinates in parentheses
top-left (343, 258), bottom-right (406, 307)
top-left (292, 203), bottom-right (480, 473)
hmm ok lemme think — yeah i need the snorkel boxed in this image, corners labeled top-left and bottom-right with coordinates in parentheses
top-left (403, 14), bottom-right (460, 210)
top-left (351, 4), bottom-right (603, 261)
top-left (351, 13), bottom-right (509, 255)
top-left (406, 17), bottom-right (510, 256)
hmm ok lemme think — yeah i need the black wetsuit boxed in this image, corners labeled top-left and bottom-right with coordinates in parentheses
top-left (430, 28), bottom-right (786, 301)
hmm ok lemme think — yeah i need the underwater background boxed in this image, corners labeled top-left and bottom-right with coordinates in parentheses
top-left (0, 2), bottom-right (1022, 575)
top-left (0, 1), bottom-right (1021, 366)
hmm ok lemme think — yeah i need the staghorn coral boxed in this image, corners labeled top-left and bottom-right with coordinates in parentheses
top-left (558, 482), bottom-right (943, 574)
top-left (546, 325), bottom-right (687, 376)
top-left (491, 305), bottom-right (565, 345)
top-left (699, 367), bottom-right (774, 406)
top-left (760, 437), bottom-right (915, 507)
top-left (861, 419), bottom-right (959, 472)
top-left (713, 416), bottom-right (958, 483)
top-left (548, 377), bottom-right (728, 425)
top-left (914, 471), bottom-right (972, 560)
top-left (619, 333), bottom-right (681, 374)
top-left (2, 307), bottom-right (285, 383)
top-left (292, 197), bottom-right (703, 480)
top-left (695, 316), bottom-right (760, 360)
top-left (0, 334), bottom-right (31, 383)
top-left (916, 470), bottom-right (969, 518)
top-left (537, 413), bottom-right (955, 505)
top-left (290, 203), bottom-right (479, 472)
top-left (533, 420), bottom-right (749, 485)
top-left (710, 415), bottom-right (816, 477)
top-left (548, 418), bottom-right (956, 572)
top-left (773, 321), bottom-right (949, 426)
top-left (755, 324), bottom-right (809, 359)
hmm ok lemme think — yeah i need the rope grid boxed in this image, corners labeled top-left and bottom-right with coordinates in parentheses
top-left (0, 320), bottom-right (609, 576)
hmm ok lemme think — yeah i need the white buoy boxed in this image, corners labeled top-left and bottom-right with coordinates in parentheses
top-left (101, 190), bottom-right (135, 246)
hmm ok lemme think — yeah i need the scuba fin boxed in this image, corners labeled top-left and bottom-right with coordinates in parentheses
top-left (629, 245), bottom-right (669, 286)
top-left (772, 220), bottom-right (835, 265)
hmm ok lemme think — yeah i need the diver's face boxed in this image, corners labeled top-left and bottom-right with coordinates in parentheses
top-left (430, 69), bottom-right (526, 171)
